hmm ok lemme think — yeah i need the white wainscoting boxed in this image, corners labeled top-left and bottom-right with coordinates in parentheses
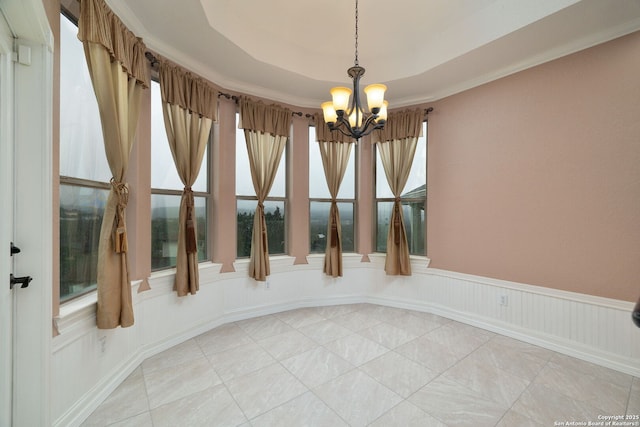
top-left (52, 255), bottom-right (640, 426)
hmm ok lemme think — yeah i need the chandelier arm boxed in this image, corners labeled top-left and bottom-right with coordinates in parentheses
top-left (331, 121), bottom-right (358, 139)
top-left (357, 114), bottom-right (382, 138)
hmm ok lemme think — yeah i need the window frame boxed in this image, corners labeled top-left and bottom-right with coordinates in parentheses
top-left (58, 9), bottom-right (110, 303)
top-left (149, 78), bottom-right (213, 271)
top-left (373, 120), bottom-right (428, 256)
top-left (235, 112), bottom-right (289, 259)
top-left (308, 125), bottom-right (358, 254)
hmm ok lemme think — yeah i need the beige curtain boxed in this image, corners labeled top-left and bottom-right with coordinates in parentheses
top-left (159, 59), bottom-right (218, 296)
top-left (239, 98), bottom-right (291, 281)
top-left (78, 0), bottom-right (149, 328)
top-left (372, 109), bottom-right (424, 276)
top-left (314, 114), bottom-right (355, 277)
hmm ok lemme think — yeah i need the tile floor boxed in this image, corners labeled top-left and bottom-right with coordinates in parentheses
top-left (82, 303), bottom-right (640, 427)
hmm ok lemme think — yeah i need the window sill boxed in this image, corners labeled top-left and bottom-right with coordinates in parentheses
top-left (54, 279), bottom-right (144, 347)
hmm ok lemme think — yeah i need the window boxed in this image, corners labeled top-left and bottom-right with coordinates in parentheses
top-left (375, 121), bottom-right (427, 255)
top-left (59, 11), bottom-right (110, 302)
top-left (308, 126), bottom-right (356, 253)
top-left (236, 113), bottom-right (287, 258)
top-left (150, 80), bottom-right (210, 270)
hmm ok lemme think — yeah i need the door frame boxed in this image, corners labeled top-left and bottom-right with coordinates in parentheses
top-left (0, 0), bottom-right (54, 425)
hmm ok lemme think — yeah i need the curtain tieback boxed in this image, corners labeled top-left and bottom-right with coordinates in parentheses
top-left (184, 186), bottom-right (197, 254)
top-left (329, 199), bottom-right (339, 248)
top-left (330, 200), bottom-right (339, 249)
top-left (393, 197), bottom-right (402, 245)
top-left (111, 178), bottom-right (129, 253)
top-left (256, 201), bottom-right (268, 250)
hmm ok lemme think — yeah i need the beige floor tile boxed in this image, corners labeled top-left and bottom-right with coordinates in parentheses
top-left (107, 411), bottom-right (153, 427)
top-left (423, 323), bottom-right (492, 360)
top-left (142, 339), bottom-right (204, 374)
top-left (195, 323), bottom-right (254, 356)
top-left (298, 319), bottom-right (353, 344)
top-left (150, 384), bottom-right (246, 427)
top-left (470, 340), bottom-right (548, 382)
top-left (330, 310), bottom-right (382, 332)
top-left (385, 312), bottom-right (446, 336)
top-left (281, 346), bottom-right (354, 388)
top-left (495, 409), bottom-right (544, 427)
top-left (369, 401), bottom-right (448, 427)
top-left (358, 322), bottom-right (418, 349)
top-left (312, 304), bottom-right (360, 319)
top-left (257, 329), bottom-right (318, 360)
top-left (225, 363), bottom-right (308, 420)
top-left (361, 351), bottom-right (437, 398)
top-left (408, 376), bottom-right (508, 427)
top-left (274, 307), bottom-right (325, 329)
top-left (235, 315), bottom-right (294, 340)
top-left (325, 333), bottom-right (390, 366)
top-left (443, 353), bottom-right (530, 407)
top-left (314, 369), bottom-right (402, 427)
top-left (549, 353), bottom-right (633, 389)
top-left (512, 382), bottom-right (607, 425)
top-left (395, 335), bottom-right (460, 373)
top-left (143, 356), bottom-right (222, 409)
top-left (207, 341), bottom-right (276, 382)
top-left (81, 368), bottom-right (149, 426)
top-left (629, 377), bottom-right (640, 415)
top-left (536, 360), bottom-right (630, 414)
top-left (250, 391), bottom-right (348, 427)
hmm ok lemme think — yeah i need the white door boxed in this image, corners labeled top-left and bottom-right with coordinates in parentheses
top-left (1, 0), bottom-right (54, 425)
top-left (0, 10), bottom-right (16, 427)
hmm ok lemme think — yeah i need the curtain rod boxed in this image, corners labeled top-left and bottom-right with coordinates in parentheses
top-left (145, 51), bottom-right (239, 101)
top-left (144, 51), bottom-right (431, 119)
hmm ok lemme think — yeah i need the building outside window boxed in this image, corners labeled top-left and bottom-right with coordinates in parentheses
top-left (375, 121), bottom-right (427, 255)
top-left (308, 126), bottom-right (356, 253)
top-left (236, 113), bottom-right (287, 258)
top-left (150, 80), bottom-right (210, 270)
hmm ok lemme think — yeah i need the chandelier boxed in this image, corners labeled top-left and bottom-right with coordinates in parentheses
top-left (321, 0), bottom-right (387, 140)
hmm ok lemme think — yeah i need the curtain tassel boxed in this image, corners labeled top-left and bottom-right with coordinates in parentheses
top-left (185, 187), bottom-right (197, 254)
top-left (330, 201), bottom-right (339, 248)
top-left (393, 198), bottom-right (401, 245)
top-left (111, 178), bottom-right (129, 253)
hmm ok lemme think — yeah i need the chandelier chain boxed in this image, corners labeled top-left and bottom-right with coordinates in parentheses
top-left (354, 0), bottom-right (359, 66)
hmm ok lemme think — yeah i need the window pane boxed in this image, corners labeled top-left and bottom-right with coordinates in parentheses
top-left (376, 201), bottom-right (425, 255)
top-left (309, 201), bottom-right (354, 253)
top-left (376, 122), bottom-right (427, 198)
top-left (151, 195), bottom-right (208, 270)
top-left (237, 199), bottom-right (285, 257)
top-left (59, 185), bottom-right (108, 301)
top-left (309, 126), bottom-right (355, 199)
top-left (236, 114), bottom-right (286, 197)
top-left (151, 81), bottom-right (208, 192)
top-left (59, 14), bottom-right (110, 182)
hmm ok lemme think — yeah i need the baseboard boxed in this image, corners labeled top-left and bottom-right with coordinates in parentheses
top-left (52, 351), bottom-right (144, 427)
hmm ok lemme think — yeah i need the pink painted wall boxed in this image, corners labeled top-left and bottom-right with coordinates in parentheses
top-left (427, 31), bottom-right (640, 302)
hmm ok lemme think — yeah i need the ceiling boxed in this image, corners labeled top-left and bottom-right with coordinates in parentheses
top-left (110, 0), bottom-right (640, 109)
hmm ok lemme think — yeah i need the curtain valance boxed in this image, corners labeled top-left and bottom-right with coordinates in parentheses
top-left (239, 98), bottom-right (291, 137)
top-left (78, 0), bottom-right (149, 88)
top-left (371, 109), bottom-right (423, 143)
top-left (313, 114), bottom-right (356, 143)
top-left (159, 59), bottom-right (219, 122)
